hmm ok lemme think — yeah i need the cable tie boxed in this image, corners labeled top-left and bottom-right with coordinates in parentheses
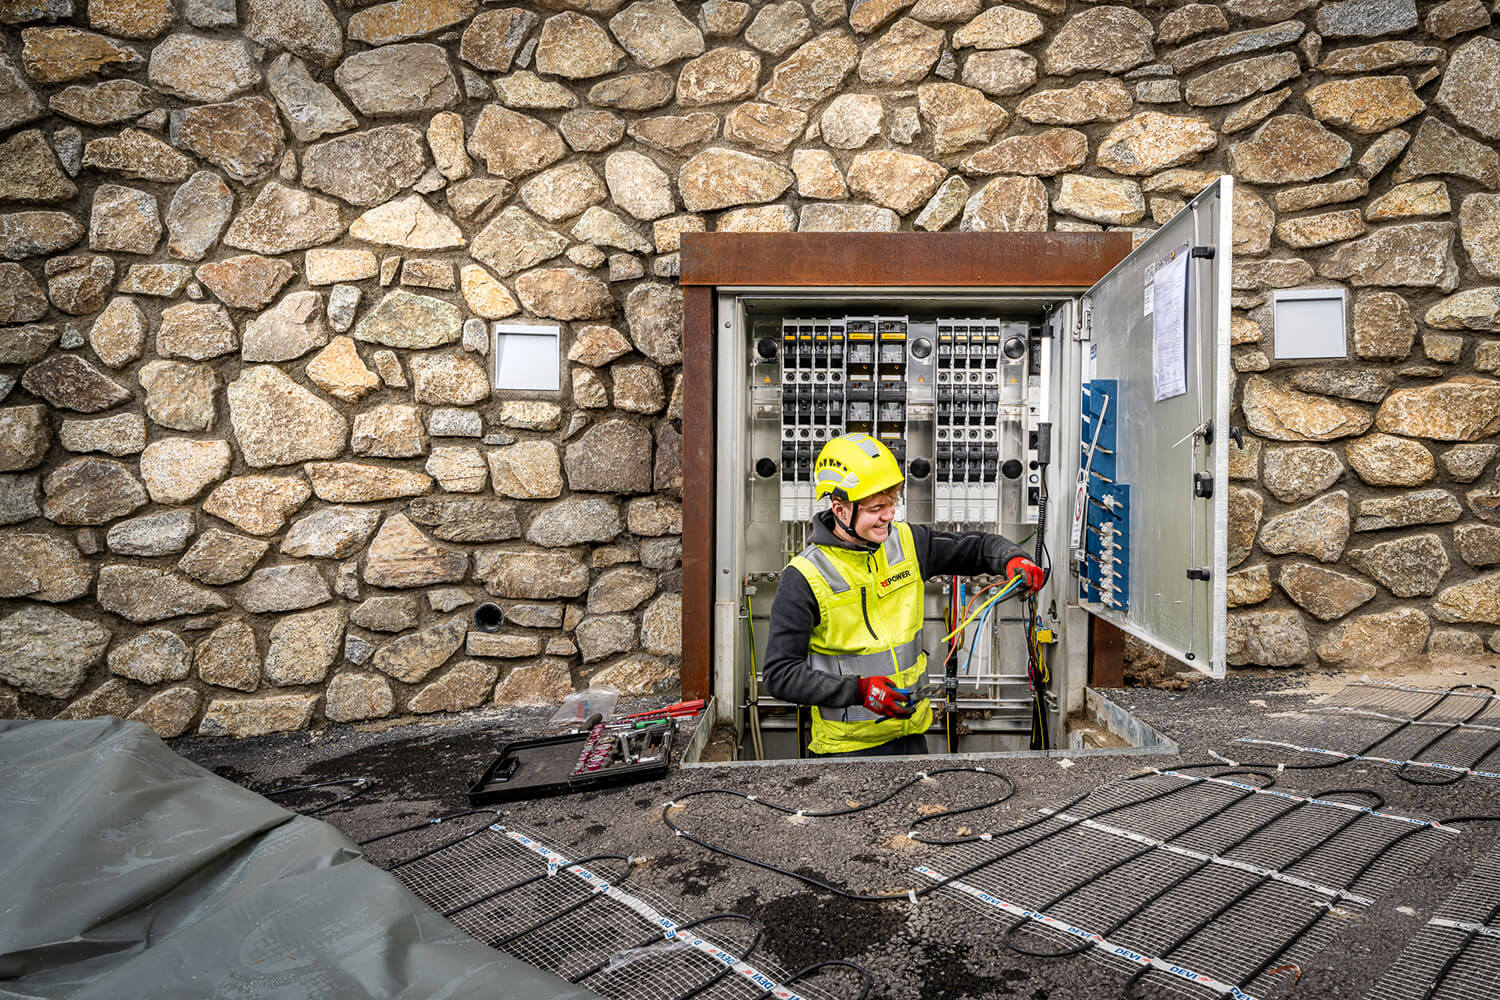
top-left (674, 829), bottom-right (683, 837)
top-left (746, 795), bottom-right (757, 801)
top-left (908, 890), bottom-right (918, 904)
top-left (795, 809), bottom-right (805, 817)
top-left (916, 771), bottom-right (928, 780)
top-left (1277, 763), bottom-right (1285, 773)
top-left (664, 801), bottom-right (678, 808)
top-left (980, 832), bottom-right (993, 841)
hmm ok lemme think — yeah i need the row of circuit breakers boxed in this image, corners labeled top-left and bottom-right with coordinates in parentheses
top-left (755, 315), bottom-right (1042, 526)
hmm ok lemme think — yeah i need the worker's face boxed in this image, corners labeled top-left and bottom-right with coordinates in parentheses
top-left (835, 490), bottom-right (899, 542)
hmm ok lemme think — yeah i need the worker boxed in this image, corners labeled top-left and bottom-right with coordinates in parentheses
top-left (761, 433), bottom-right (1045, 757)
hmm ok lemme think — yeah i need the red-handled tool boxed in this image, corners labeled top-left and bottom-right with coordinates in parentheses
top-left (620, 699), bottom-right (705, 721)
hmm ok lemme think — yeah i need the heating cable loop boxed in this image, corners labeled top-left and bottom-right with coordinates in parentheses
top-left (567, 912), bottom-right (765, 1000)
top-left (1225, 684), bottom-right (1500, 788)
top-left (1119, 785), bottom-right (1447, 1000)
top-left (663, 762), bottom-right (1264, 905)
top-left (260, 776), bottom-right (376, 815)
top-left (1405, 813), bottom-right (1500, 1000)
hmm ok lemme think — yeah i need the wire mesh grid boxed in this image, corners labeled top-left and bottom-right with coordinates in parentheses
top-left (1231, 683), bottom-right (1500, 780)
top-left (377, 819), bottom-right (867, 1000)
top-left (921, 771), bottom-right (1453, 1000)
top-left (1365, 851), bottom-right (1500, 1000)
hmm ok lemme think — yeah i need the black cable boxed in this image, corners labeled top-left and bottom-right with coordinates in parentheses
top-left (356, 808), bottom-right (502, 847)
top-left (1002, 769), bottom-right (1278, 958)
top-left (1119, 787), bottom-right (1392, 999)
top-left (1393, 684), bottom-right (1499, 786)
top-left (260, 776), bottom-right (376, 815)
top-left (490, 855), bottom-right (636, 946)
top-left (1230, 684), bottom-right (1500, 785)
top-left (663, 765), bottom-right (1250, 903)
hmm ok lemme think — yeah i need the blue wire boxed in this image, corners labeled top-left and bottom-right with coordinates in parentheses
top-left (961, 595), bottom-right (1002, 676)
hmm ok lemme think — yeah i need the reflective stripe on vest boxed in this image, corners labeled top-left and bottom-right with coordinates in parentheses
top-left (797, 545), bottom-right (851, 594)
top-left (811, 635), bottom-right (924, 723)
top-left (881, 529), bottom-right (906, 568)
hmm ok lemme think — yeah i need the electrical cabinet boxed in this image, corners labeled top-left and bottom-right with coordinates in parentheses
top-left (704, 180), bottom-right (1233, 760)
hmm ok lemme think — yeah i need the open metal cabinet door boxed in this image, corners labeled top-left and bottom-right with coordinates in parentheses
top-left (1069, 177), bottom-right (1232, 678)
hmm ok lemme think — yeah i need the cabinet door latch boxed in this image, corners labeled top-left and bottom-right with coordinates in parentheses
top-left (1186, 567), bottom-right (1211, 582)
top-left (1193, 473), bottom-right (1214, 499)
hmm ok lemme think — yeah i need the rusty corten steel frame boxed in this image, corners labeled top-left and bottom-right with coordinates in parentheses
top-left (677, 232), bottom-right (1135, 702)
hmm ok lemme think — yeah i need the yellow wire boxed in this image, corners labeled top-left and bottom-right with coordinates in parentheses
top-left (939, 575), bottom-right (1024, 643)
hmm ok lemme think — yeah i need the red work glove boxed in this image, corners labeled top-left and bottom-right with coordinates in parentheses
top-left (858, 676), bottom-right (914, 718)
top-left (1006, 555), bottom-right (1045, 594)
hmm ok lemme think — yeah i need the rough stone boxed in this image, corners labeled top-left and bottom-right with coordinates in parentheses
top-left (0, 325), bottom-right (56, 368)
top-left (148, 34), bottom-right (260, 103)
top-left (961, 128), bottom-right (1085, 178)
top-left (492, 658), bottom-right (573, 705)
top-left (281, 506), bottom-right (380, 560)
top-left (575, 613), bottom-right (636, 662)
top-left (1428, 290), bottom-right (1500, 333)
top-left (512, 268), bottom-right (610, 321)
top-left (227, 366), bottom-right (347, 468)
top-left (1316, 607), bottom-right (1429, 666)
top-left (49, 79), bottom-right (156, 126)
top-left (1352, 291), bottom-right (1416, 360)
top-left (243, 0), bottom-right (342, 67)
top-left (820, 94), bottom-right (883, 150)
top-left (588, 565), bottom-right (657, 614)
top-left (959, 49), bottom-right (1036, 96)
top-left (195, 621), bottom-right (261, 691)
top-left (1393, 117), bottom-right (1500, 189)
top-left (407, 496), bottom-right (519, 543)
top-left (1277, 562), bottom-right (1376, 621)
top-left (497, 401), bottom-right (562, 431)
top-left (0, 405), bottom-right (48, 472)
top-left (224, 182), bottom-right (345, 255)
top-left (1017, 81), bottom-right (1132, 130)
top-left (197, 256), bottom-right (294, 311)
top-left (238, 564), bottom-right (332, 613)
top-left (1460, 196), bottom-right (1500, 280)
top-left (1095, 112), bottom-right (1218, 177)
top-left (1313, 0), bottom-right (1417, 36)
top-left (0, 606), bottom-right (109, 698)
top-left (263, 607), bottom-right (344, 685)
top-left (1441, 444), bottom-right (1498, 485)
top-left (1275, 210), bottom-right (1365, 249)
top-left (177, 527), bottom-right (271, 581)
top-left (20, 26), bottom-right (143, 83)
top-left (408, 660), bottom-right (498, 713)
top-left (353, 290), bottom-right (462, 349)
top-left (42, 254), bottom-right (113, 316)
top-left (0, 266), bottom-right (46, 328)
top-left (839, 150), bottom-right (944, 215)
top-left (526, 496), bottom-right (621, 547)
top-left (1273, 178), bottom-right (1369, 214)
top-left (609, 0), bottom-right (705, 69)
top-left (760, 30), bottom-right (858, 110)
top-left (534, 11), bottom-right (625, 78)
top-left (1226, 564), bottom-right (1272, 608)
top-left (1434, 573), bottom-right (1500, 625)
top-left (858, 17), bottom-right (943, 86)
top-left (587, 71), bottom-right (676, 111)
top-left (0, 474), bottom-right (40, 523)
top-left (351, 403), bottom-right (426, 461)
top-left (346, 0), bottom-right (477, 45)
top-left (39, 456), bottom-right (147, 526)
top-left (1225, 115), bottom-right (1351, 185)
top-left (482, 441), bottom-right (562, 501)
top-left (1286, 369), bottom-right (1391, 405)
top-left (1242, 375), bottom-right (1376, 442)
top-left (301, 126), bottom-right (427, 208)
top-left (677, 148), bottom-right (793, 213)
top-left (1181, 53), bottom-right (1298, 109)
top-left (171, 97), bottom-right (285, 186)
top-left (1258, 490), bottom-right (1350, 562)
top-left (138, 360), bottom-right (216, 432)
top-left (134, 440), bottom-right (231, 510)
top-left (470, 208), bottom-right (567, 278)
top-left (518, 162), bottom-right (606, 224)
top-left (677, 48), bottom-right (760, 107)
top-left (917, 83), bottom-right (1007, 158)
top-left (160, 172), bottom-right (232, 263)
top-left (197, 693), bottom-right (319, 737)
top-left (559, 110), bottom-right (625, 154)
top-left (626, 113), bottom-right (720, 154)
top-left (349, 194), bottom-right (464, 251)
top-left (0, 130), bottom-right (75, 204)
top-left (960, 176), bottom-right (1047, 232)
top-left (722, 101), bottom-right (807, 153)
top-left (1223, 609), bottom-right (1310, 666)
top-left (0, 532), bottom-right (91, 602)
top-left (426, 446), bottom-right (487, 492)
top-left (1304, 76), bottom-right (1424, 135)
top-left (1167, 20), bottom-right (1305, 74)
top-left (97, 565), bottom-right (228, 623)
top-left (1044, 7), bottom-right (1153, 76)
top-left (460, 8), bottom-right (537, 72)
top-left (302, 463), bottom-right (431, 503)
top-left (334, 43), bottom-right (458, 117)
top-left (1434, 37), bottom-right (1500, 142)
top-left (1365, 181), bottom-right (1451, 223)
top-left (1342, 432), bottom-right (1433, 487)
top-left (745, 2), bottom-right (810, 53)
top-left (126, 686), bottom-right (196, 738)
top-left (1052, 174), bottom-right (1144, 225)
top-left (266, 54), bottom-right (357, 145)
top-left (1344, 533), bottom-right (1448, 597)
top-left (105, 509), bottom-right (194, 557)
top-left (1354, 489), bottom-right (1462, 532)
top-left (563, 418), bottom-right (653, 493)
top-left (58, 412), bottom-right (145, 457)
top-left (1375, 378), bottom-right (1500, 442)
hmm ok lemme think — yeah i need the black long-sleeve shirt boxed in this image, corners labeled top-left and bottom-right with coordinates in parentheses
top-left (761, 511), bottom-right (1030, 709)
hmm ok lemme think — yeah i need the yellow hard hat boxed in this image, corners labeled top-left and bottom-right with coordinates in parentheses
top-left (814, 433), bottom-right (904, 503)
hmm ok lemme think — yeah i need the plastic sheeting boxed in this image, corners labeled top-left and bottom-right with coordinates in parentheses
top-left (0, 718), bottom-right (596, 1000)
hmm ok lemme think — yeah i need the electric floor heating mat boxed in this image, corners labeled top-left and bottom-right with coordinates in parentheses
top-left (365, 814), bottom-right (871, 1000)
top-left (1228, 682), bottom-right (1500, 783)
top-left (917, 769), bottom-right (1456, 1000)
top-left (1364, 849), bottom-right (1500, 1000)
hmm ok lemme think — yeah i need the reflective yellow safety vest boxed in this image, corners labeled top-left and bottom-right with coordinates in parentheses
top-left (787, 521), bottom-right (931, 755)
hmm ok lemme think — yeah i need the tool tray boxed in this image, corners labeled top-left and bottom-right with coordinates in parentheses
top-left (468, 722), bottom-right (675, 805)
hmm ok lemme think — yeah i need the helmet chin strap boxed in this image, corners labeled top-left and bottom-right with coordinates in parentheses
top-left (833, 499), bottom-right (879, 551)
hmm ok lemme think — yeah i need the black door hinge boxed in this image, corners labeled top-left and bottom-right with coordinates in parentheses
top-left (1191, 246), bottom-right (1215, 260)
top-left (1186, 568), bottom-right (1211, 581)
top-left (1193, 473), bottom-right (1214, 499)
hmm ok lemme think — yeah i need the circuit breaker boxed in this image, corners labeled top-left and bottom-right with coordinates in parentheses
top-left (708, 178), bottom-right (1234, 760)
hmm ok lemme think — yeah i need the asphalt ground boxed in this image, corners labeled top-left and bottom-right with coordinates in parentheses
top-left (175, 663), bottom-right (1500, 1000)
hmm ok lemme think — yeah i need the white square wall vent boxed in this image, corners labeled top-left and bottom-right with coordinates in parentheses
top-left (1272, 288), bottom-right (1348, 360)
top-left (492, 323), bottom-right (561, 391)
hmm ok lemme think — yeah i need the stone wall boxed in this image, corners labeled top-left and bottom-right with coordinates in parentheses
top-left (0, 0), bottom-right (1496, 736)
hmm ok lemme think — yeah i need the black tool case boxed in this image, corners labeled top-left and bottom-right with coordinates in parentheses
top-left (468, 724), bottom-right (676, 805)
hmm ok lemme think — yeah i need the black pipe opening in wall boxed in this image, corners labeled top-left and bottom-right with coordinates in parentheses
top-left (473, 603), bottom-right (504, 632)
